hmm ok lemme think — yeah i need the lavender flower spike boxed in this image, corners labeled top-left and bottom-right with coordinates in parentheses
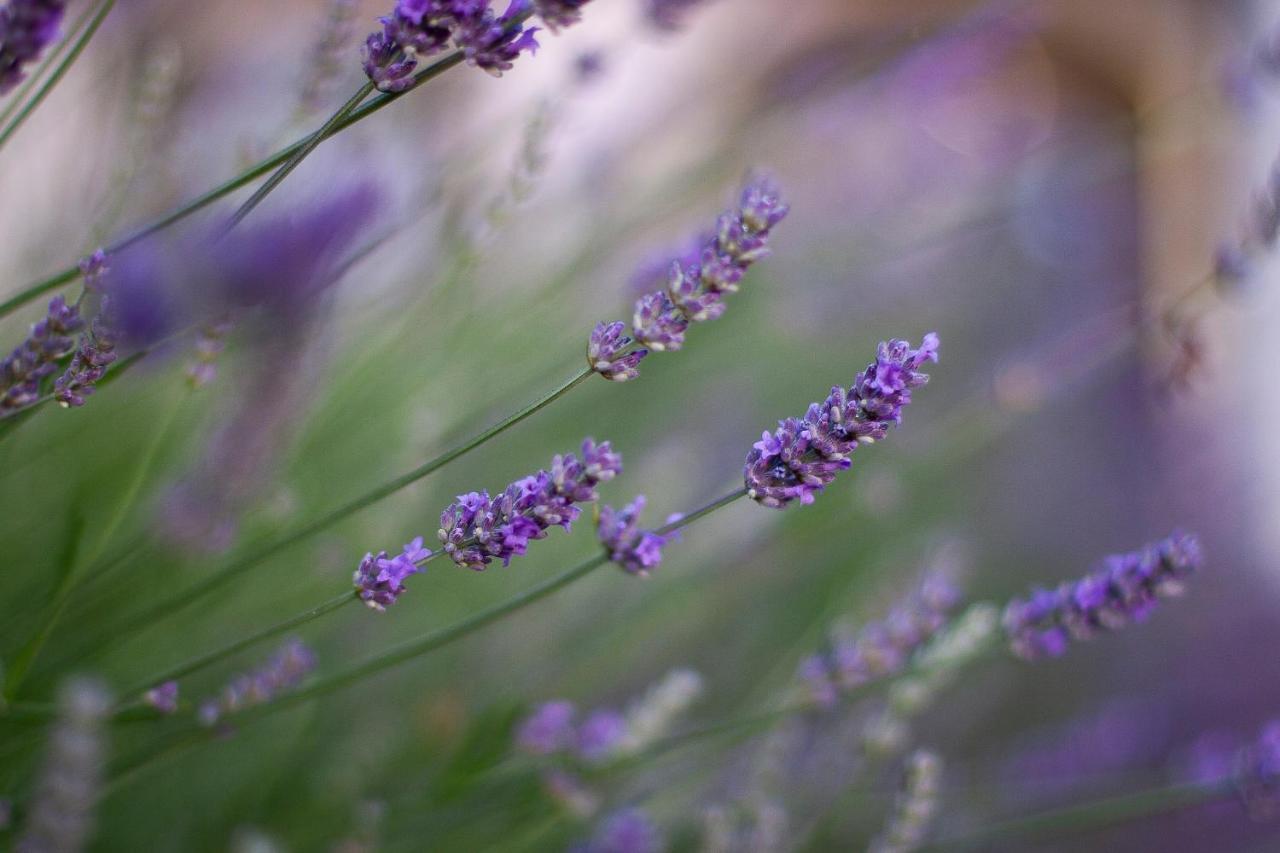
top-left (597, 495), bottom-right (671, 576)
top-left (353, 536), bottom-right (432, 610)
top-left (745, 334), bottom-right (939, 509)
top-left (0, 0), bottom-right (67, 96)
top-left (1002, 531), bottom-right (1203, 660)
top-left (0, 295), bottom-right (83, 415)
top-left (438, 439), bottom-right (621, 570)
top-left (587, 321), bottom-right (648, 382)
top-left (870, 750), bottom-right (943, 853)
top-left (516, 700), bottom-right (578, 755)
top-left (55, 316), bottom-right (117, 408)
top-left (198, 640), bottom-right (316, 727)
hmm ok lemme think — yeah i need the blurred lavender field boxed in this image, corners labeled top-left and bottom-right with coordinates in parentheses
top-left (2, 0), bottom-right (1280, 850)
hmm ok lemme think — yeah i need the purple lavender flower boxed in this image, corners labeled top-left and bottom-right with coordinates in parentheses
top-left (596, 495), bottom-right (670, 576)
top-left (0, 295), bottom-right (83, 415)
top-left (186, 318), bottom-right (234, 389)
top-left (534, 0), bottom-right (590, 33)
top-left (353, 536), bottom-right (432, 610)
top-left (363, 0), bottom-right (541, 91)
top-left (0, 0), bottom-right (66, 96)
top-left (54, 315), bottom-right (117, 408)
top-left (588, 321), bottom-right (648, 382)
top-left (577, 709), bottom-right (629, 763)
top-left (144, 681), bottom-right (180, 715)
top-left (437, 439), bottom-right (622, 570)
top-left (580, 808), bottom-right (663, 853)
top-left (630, 292), bottom-right (687, 352)
top-left (1002, 531), bottom-right (1203, 661)
top-left (198, 640), bottom-right (316, 727)
top-left (78, 249), bottom-right (108, 293)
top-left (1234, 721), bottom-right (1280, 820)
top-left (645, 0), bottom-right (706, 31)
top-left (800, 570), bottom-right (960, 708)
top-left (745, 334), bottom-right (939, 509)
top-left (517, 700), bottom-right (578, 755)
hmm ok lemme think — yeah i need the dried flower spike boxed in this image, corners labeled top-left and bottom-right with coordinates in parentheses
top-left (869, 750), bottom-right (944, 853)
top-left (437, 439), bottom-right (621, 570)
top-left (1002, 531), bottom-right (1202, 660)
top-left (17, 678), bottom-right (112, 853)
top-left (745, 334), bottom-right (939, 509)
top-left (0, 0), bottom-right (67, 96)
top-left (198, 640), bottom-right (316, 727)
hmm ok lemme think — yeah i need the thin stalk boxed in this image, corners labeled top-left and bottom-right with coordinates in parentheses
top-left (117, 592), bottom-right (357, 702)
top-left (0, 51), bottom-right (467, 321)
top-left (223, 80), bottom-right (375, 231)
top-left (923, 780), bottom-right (1233, 850)
top-left (103, 489), bottom-right (748, 787)
top-left (99, 365), bottom-right (595, 647)
top-left (0, 0), bottom-right (117, 152)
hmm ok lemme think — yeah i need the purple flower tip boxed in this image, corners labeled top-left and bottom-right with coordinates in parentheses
top-left (1002, 531), bottom-right (1203, 660)
top-left (597, 495), bottom-right (672, 576)
top-left (354, 536), bottom-right (431, 611)
top-left (588, 321), bottom-right (649, 381)
top-left (517, 700), bottom-right (578, 755)
top-left (145, 681), bottom-right (180, 715)
top-left (745, 334), bottom-right (938, 509)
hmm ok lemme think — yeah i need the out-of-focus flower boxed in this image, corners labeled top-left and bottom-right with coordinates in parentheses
top-left (644, 0), bottom-right (707, 31)
top-left (186, 318), bottom-right (234, 389)
top-left (534, 0), bottom-right (592, 33)
top-left (596, 495), bottom-right (671, 576)
top-left (578, 808), bottom-right (663, 853)
top-left (198, 640), bottom-right (316, 727)
top-left (144, 681), bottom-right (180, 715)
top-left (576, 709), bottom-right (628, 762)
top-left (745, 334), bottom-right (939, 509)
top-left (869, 750), bottom-right (943, 853)
top-left (618, 668), bottom-right (702, 754)
top-left (0, 0), bottom-right (66, 96)
top-left (701, 799), bottom-right (787, 853)
top-left (298, 0), bottom-right (360, 117)
top-left (1002, 532), bottom-right (1202, 660)
top-left (1234, 721), bottom-right (1280, 821)
top-left (16, 678), bottom-right (112, 853)
top-left (800, 569), bottom-right (960, 709)
top-left (437, 439), bottom-right (622, 570)
top-left (589, 179), bottom-right (789, 381)
top-left (517, 700), bottom-right (578, 755)
top-left (353, 537), bottom-right (432, 611)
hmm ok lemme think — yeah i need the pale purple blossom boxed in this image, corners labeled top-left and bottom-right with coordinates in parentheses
top-left (596, 495), bottom-right (670, 576)
top-left (198, 640), bottom-right (316, 727)
top-left (534, 0), bottom-right (591, 33)
top-left (1002, 532), bottom-right (1203, 660)
top-left (580, 808), bottom-right (663, 853)
top-left (588, 321), bottom-right (648, 382)
top-left (145, 681), bottom-right (180, 715)
top-left (517, 700), bottom-right (578, 755)
top-left (577, 710), bottom-right (629, 762)
top-left (353, 537), bottom-right (432, 610)
top-left (745, 334), bottom-right (939, 509)
top-left (645, 0), bottom-right (706, 31)
top-left (1234, 721), bottom-right (1280, 820)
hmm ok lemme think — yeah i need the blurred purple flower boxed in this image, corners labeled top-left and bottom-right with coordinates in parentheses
top-left (645, 0), bottom-right (706, 31)
top-left (438, 439), bottom-right (622, 569)
top-left (1002, 532), bottom-right (1203, 660)
top-left (580, 808), bottom-right (663, 853)
top-left (745, 334), bottom-right (938, 509)
top-left (517, 700), bottom-right (577, 755)
top-left (0, 0), bottom-right (65, 96)
top-left (1235, 721), bottom-right (1280, 820)
top-left (596, 495), bottom-right (670, 576)
top-left (353, 537), bottom-right (432, 611)
top-left (144, 681), bottom-right (180, 715)
top-left (198, 640), bottom-right (316, 727)
top-left (534, 0), bottom-right (591, 33)
top-left (577, 709), bottom-right (628, 762)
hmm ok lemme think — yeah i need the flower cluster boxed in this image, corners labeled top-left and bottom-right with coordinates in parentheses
top-left (1234, 721), bottom-right (1280, 820)
top-left (0, 296), bottom-right (83, 415)
top-left (197, 640), bottom-right (316, 727)
top-left (744, 334), bottom-right (939, 509)
top-left (364, 0), bottom-right (559, 92)
top-left (144, 681), bottom-right (180, 715)
top-left (0, 0), bottom-right (66, 96)
top-left (17, 678), bottom-right (111, 853)
top-left (353, 536), bottom-right (432, 611)
top-left (869, 750), bottom-right (943, 853)
top-left (596, 495), bottom-right (673, 576)
top-left (438, 438), bottom-right (621, 570)
top-left (1002, 532), bottom-right (1203, 660)
top-left (578, 808), bottom-right (663, 853)
top-left (54, 315), bottom-right (117, 408)
top-left (516, 669), bottom-right (703, 765)
top-left (587, 178), bottom-right (789, 382)
top-left (799, 570), bottom-right (960, 710)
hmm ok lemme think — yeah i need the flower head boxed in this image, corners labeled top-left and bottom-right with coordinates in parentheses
top-left (517, 700), bottom-right (578, 755)
top-left (1002, 531), bottom-right (1203, 660)
top-left (0, 0), bottom-right (67, 96)
top-left (353, 537), bottom-right (432, 610)
top-left (438, 439), bottom-right (621, 570)
top-left (0, 295), bottom-right (83, 415)
top-left (745, 334), bottom-right (938, 509)
top-left (587, 321), bottom-right (648, 382)
top-left (198, 640), bottom-right (316, 727)
top-left (597, 495), bottom-right (671, 576)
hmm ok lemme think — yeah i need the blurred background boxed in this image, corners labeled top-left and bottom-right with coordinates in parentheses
top-left (2, 0), bottom-right (1279, 849)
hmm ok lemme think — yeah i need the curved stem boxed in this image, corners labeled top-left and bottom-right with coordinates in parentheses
top-left (118, 592), bottom-right (357, 702)
top-left (0, 51), bottom-right (467, 321)
top-left (222, 80), bottom-right (375, 231)
top-left (0, 0), bottom-right (117, 153)
top-left (923, 781), bottom-right (1233, 851)
top-left (99, 365), bottom-right (596, 648)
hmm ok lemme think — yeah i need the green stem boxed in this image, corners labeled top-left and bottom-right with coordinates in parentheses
top-left (117, 592), bottom-right (357, 702)
top-left (923, 781), bottom-right (1233, 850)
top-left (100, 366), bottom-right (595, 647)
top-left (0, 0), bottom-right (117, 153)
top-left (223, 80), bottom-right (375, 231)
top-left (0, 51), bottom-right (467, 321)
